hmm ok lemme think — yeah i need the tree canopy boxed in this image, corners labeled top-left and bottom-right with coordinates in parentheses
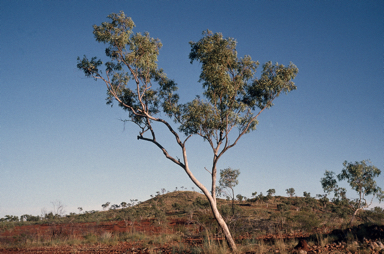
top-left (321, 160), bottom-right (384, 225)
top-left (218, 167), bottom-right (240, 215)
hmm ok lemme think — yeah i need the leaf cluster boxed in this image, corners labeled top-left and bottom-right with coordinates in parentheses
top-left (187, 30), bottom-right (298, 139)
top-left (217, 167), bottom-right (240, 199)
top-left (321, 160), bottom-right (384, 208)
top-left (77, 11), bottom-right (178, 130)
top-left (339, 160), bottom-right (383, 200)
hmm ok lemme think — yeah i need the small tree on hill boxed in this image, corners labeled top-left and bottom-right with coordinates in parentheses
top-left (257, 192), bottom-right (265, 205)
top-left (102, 202), bottom-right (110, 211)
top-left (110, 204), bottom-right (120, 209)
top-left (321, 160), bottom-right (384, 225)
top-left (218, 167), bottom-right (240, 215)
top-left (316, 194), bottom-right (330, 208)
top-left (286, 188), bottom-right (295, 197)
top-left (77, 12), bottom-right (298, 251)
top-left (267, 188), bottom-right (276, 197)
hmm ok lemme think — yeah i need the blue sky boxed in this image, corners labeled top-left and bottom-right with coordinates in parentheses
top-left (1, 0), bottom-right (383, 218)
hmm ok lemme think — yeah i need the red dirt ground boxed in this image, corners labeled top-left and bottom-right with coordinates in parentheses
top-left (1, 219), bottom-right (384, 253)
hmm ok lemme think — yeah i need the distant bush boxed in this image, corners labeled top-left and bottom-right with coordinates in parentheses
top-left (293, 211), bottom-right (321, 231)
top-left (20, 214), bottom-right (40, 222)
top-left (277, 203), bottom-right (289, 212)
top-left (172, 202), bottom-right (183, 211)
top-left (219, 204), bottom-right (242, 217)
top-left (332, 205), bottom-right (351, 219)
top-left (193, 197), bottom-right (210, 209)
top-left (0, 215), bottom-right (19, 222)
top-left (360, 206), bottom-right (384, 223)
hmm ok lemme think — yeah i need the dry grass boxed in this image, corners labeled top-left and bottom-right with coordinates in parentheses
top-left (1, 190), bottom-right (383, 252)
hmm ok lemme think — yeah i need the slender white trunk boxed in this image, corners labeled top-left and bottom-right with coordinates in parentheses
top-left (349, 208), bottom-right (361, 226)
top-left (182, 150), bottom-right (237, 251)
top-left (208, 198), bottom-right (237, 251)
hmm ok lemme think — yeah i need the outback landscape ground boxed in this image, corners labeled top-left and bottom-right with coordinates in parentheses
top-left (1, 191), bottom-right (384, 253)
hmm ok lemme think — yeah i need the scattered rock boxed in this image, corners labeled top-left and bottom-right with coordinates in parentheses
top-left (371, 241), bottom-right (379, 249)
top-left (294, 238), bottom-right (310, 252)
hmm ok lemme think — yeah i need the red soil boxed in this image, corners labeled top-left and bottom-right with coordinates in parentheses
top-left (1, 219), bottom-right (384, 253)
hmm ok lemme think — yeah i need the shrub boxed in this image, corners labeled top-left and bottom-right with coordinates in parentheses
top-left (293, 211), bottom-right (321, 231)
top-left (277, 203), bottom-right (289, 212)
top-left (172, 202), bottom-right (183, 211)
top-left (193, 197), bottom-right (210, 209)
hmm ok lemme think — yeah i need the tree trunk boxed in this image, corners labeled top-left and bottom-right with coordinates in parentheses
top-left (181, 154), bottom-right (237, 251)
top-left (349, 208), bottom-right (361, 226)
top-left (209, 198), bottom-right (237, 251)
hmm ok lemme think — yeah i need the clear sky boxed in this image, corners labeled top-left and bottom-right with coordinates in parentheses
top-left (1, 0), bottom-right (383, 218)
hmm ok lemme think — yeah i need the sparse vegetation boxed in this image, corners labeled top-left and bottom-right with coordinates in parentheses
top-left (1, 188), bottom-right (383, 252)
top-left (321, 160), bottom-right (384, 226)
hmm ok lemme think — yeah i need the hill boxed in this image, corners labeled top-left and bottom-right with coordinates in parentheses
top-left (1, 191), bottom-right (384, 253)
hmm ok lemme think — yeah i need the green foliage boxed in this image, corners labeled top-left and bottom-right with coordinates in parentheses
top-left (332, 205), bottom-right (351, 219)
top-left (321, 170), bottom-right (338, 194)
top-left (293, 211), bottom-right (321, 231)
top-left (43, 212), bottom-right (62, 221)
top-left (193, 197), bottom-right (210, 209)
top-left (84, 233), bottom-right (98, 244)
top-left (360, 206), bottom-right (384, 224)
top-left (267, 189), bottom-right (276, 197)
top-left (186, 30), bottom-right (298, 137)
top-left (152, 206), bottom-right (167, 225)
top-left (172, 202), bottom-right (182, 211)
top-left (110, 204), bottom-right (120, 210)
top-left (277, 203), bottom-right (290, 212)
top-left (218, 168), bottom-right (241, 216)
top-left (285, 188), bottom-right (295, 197)
top-left (316, 194), bottom-right (330, 208)
top-left (217, 168), bottom-right (240, 200)
top-left (0, 215), bottom-right (19, 222)
top-left (77, 11), bottom-right (178, 127)
top-left (237, 194), bottom-right (246, 202)
top-left (20, 214), bottom-right (40, 222)
top-left (218, 204), bottom-right (232, 217)
top-left (77, 11), bottom-right (298, 152)
top-left (321, 160), bottom-right (383, 224)
top-left (339, 160), bottom-right (383, 202)
top-left (102, 202), bottom-right (110, 210)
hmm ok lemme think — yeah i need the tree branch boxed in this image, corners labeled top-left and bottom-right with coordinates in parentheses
top-left (137, 135), bottom-right (185, 168)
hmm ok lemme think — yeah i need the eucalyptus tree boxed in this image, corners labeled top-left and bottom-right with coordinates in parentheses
top-left (322, 160), bottom-right (384, 225)
top-left (286, 188), bottom-right (296, 197)
top-left (77, 11), bottom-right (298, 251)
top-left (218, 167), bottom-right (240, 215)
top-left (101, 202), bottom-right (110, 211)
top-left (267, 188), bottom-right (276, 197)
top-left (267, 188), bottom-right (276, 204)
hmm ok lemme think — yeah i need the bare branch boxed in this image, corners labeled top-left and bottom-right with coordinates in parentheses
top-left (137, 135), bottom-right (185, 168)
